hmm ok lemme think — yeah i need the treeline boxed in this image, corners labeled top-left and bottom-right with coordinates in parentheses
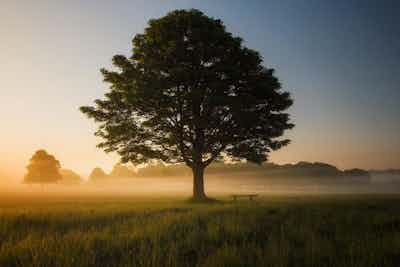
top-left (23, 149), bottom-right (391, 186)
top-left (89, 161), bottom-right (372, 182)
top-left (89, 163), bottom-right (191, 181)
top-left (370, 169), bottom-right (400, 175)
top-left (207, 162), bottom-right (370, 178)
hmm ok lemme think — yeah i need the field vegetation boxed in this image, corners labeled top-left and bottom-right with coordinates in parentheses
top-left (1, 194), bottom-right (399, 267)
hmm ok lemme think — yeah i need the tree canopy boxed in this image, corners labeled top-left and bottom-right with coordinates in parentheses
top-left (81, 9), bottom-right (293, 200)
top-left (24, 150), bottom-right (62, 184)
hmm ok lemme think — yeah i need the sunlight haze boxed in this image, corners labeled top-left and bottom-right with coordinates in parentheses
top-left (1, 0), bottom-right (399, 180)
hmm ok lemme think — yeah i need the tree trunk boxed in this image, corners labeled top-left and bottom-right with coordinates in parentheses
top-left (192, 166), bottom-right (206, 200)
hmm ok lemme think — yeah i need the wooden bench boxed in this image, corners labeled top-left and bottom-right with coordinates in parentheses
top-left (231, 194), bottom-right (258, 201)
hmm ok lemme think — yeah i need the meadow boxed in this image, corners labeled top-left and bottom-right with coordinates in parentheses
top-left (0, 193), bottom-right (400, 267)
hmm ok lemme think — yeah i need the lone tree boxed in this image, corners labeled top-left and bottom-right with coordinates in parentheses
top-left (81, 9), bottom-right (293, 201)
top-left (24, 150), bottom-right (62, 185)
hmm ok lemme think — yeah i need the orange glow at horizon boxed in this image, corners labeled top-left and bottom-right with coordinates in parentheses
top-left (1, 1), bottom-right (399, 182)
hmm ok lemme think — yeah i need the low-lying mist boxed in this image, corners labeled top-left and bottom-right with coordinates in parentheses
top-left (2, 174), bottom-right (400, 201)
top-left (2, 161), bottom-right (399, 201)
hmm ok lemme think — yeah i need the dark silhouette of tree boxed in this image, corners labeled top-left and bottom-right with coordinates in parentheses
top-left (80, 9), bottom-right (293, 201)
top-left (24, 150), bottom-right (62, 185)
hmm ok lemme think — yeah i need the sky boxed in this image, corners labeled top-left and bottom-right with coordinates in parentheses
top-left (1, 0), bottom-right (399, 179)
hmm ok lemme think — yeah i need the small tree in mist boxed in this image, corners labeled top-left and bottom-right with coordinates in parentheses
top-left (24, 150), bottom-right (62, 185)
top-left (80, 9), bottom-right (293, 201)
top-left (110, 164), bottom-right (136, 178)
top-left (89, 167), bottom-right (108, 181)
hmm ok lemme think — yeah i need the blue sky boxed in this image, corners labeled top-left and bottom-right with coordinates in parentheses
top-left (1, 0), bottom-right (399, 177)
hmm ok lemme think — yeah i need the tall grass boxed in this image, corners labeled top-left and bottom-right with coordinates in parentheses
top-left (0, 195), bottom-right (399, 266)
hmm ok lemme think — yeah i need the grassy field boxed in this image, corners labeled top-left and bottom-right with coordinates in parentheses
top-left (0, 194), bottom-right (400, 267)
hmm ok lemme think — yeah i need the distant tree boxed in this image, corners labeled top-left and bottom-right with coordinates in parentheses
top-left (59, 169), bottom-right (82, 185)
top-left (24, 150), bottom-right (62, 185)
top-left (137, 162), bottom-right (191, 177)
top-left (342, 168), bottom-right (370, 177)
top-left (89, 167), bottom-right (109, 181)
top-left (80, 9), bottom-right (293, 201)
top-left (110, 164), bottom-right (136, 178)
